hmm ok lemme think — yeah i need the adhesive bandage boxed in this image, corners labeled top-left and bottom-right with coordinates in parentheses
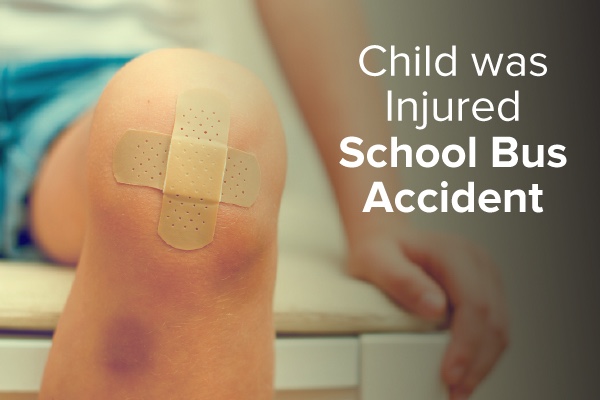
top-left (113, 89), bottom-right (260, 250)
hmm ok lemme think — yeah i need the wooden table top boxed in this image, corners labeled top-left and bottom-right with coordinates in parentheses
top-left (0, 253), bottom-right (437, 334)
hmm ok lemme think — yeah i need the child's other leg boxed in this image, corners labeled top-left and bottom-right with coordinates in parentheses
top-left (37, 49), bottom-right (286, 399)
top-left (30, 111), bottom-right (92, 264)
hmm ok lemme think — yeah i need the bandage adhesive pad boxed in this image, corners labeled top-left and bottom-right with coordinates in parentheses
top-left (113, 88), bottom-right (261, 250)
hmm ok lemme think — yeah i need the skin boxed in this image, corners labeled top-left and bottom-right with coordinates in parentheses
top-left (256, 1), bottom-right (509, 398)
top-left (30, 2), bottom-right (508, 399)
top-left (36, 49), bottom-right (286, 399)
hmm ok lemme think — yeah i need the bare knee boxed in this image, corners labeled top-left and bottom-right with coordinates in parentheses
top-left (39, 51), bottom-right (282, 399)
top-left (85, 49), bottom-right (286, 281)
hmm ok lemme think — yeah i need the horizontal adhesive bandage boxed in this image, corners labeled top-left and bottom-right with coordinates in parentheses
top-left (113, 89), bottom-right (260, 250)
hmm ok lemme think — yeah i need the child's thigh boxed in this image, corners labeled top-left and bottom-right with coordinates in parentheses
top-left (30, 111), bottom-right (93, 264)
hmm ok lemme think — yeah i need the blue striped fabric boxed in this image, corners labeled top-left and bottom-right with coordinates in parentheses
top-left (0, 56), bottom-right (133, 259)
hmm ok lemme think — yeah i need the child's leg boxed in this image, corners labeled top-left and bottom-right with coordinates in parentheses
top-left (30, 111), bottom-right (92, 264)
top-left (37, 49), bottom-right (286, 399)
